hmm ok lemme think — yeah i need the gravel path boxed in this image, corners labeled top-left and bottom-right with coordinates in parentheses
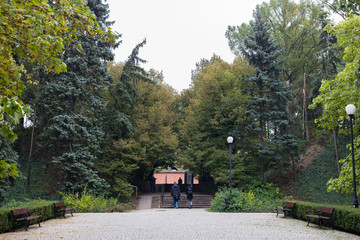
top-left (1, 209), bottom-right (359, 240)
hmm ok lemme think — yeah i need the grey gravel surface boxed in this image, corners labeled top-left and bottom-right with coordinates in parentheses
top-left (1, 209), bottom-right (359, 240)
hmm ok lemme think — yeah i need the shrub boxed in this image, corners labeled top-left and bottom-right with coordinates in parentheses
top-left (292, 201), bottom-right (360, 234)
top-left (59, 186), bottom-right (133, 212)
top-left (211, 182), bottom-right (288, 212)
top-left (0, 199), bottom-right (56, 233)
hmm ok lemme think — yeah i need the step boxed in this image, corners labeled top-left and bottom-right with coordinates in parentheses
top-left (159, 194), bottom-right (213, 208)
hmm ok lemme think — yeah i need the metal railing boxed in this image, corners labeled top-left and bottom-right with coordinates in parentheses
top-left (129, 185), bottom-right (138, 197)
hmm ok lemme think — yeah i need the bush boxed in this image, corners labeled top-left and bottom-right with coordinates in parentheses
top-left (292, 201), bottom-right (360, 234)
top-left (211, 182), bottom-right (288, 212)
top-left (0, 199), bottom-right (56, 233)
top-left (59, 186), bottom-right (134, 212)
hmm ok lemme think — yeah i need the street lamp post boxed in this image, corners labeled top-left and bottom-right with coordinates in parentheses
top-left (227, 136), bottom-right (234, 196)
top-left (345, 104), bottom-right (359, 208)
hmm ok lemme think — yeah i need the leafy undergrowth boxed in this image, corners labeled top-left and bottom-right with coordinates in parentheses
top-left (60, 187), bottom-right (136, 212)
top-left (211, 181), bottom-right (289, 212)
top-left (293, 149), bottom-right (352, 204)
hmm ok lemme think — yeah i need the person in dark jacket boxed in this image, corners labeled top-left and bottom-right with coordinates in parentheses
top-left (178, 177), bottom-right (182, 186)
top-left (170, 182), bottom-right (181, 208)
top-left (185, 183), bottom-right (193, 209)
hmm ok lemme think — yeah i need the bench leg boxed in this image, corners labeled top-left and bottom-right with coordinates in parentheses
top-left (307, 217), bottom-right (310, 226)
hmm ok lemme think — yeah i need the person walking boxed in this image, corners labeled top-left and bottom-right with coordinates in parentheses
top-left (170, 182), bottom-right (181, 208)
top-left (185, 183), bottom-right (193, 209)
top-left (147, 170), bottom-right (156, 192)
top-left (178, 177), bottom-right (182, 186)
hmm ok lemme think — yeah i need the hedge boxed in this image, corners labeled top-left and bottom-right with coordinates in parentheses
top-left (290, 201), bottom-right (360, 235)
top-left (0, 201), bottom-right (57, 233)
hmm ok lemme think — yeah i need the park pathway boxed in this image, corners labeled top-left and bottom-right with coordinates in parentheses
top-left (1, 208), bottom-right (359, 240)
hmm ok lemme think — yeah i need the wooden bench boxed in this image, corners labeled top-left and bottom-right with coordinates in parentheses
top-left (275, 201), bottom-right (296, 217)
top-left (11, 207), bottom-right (41, 231)
top-left (54, 201), bottom-right (74, 218)
top-left (306, 206), bottom-right (334, 229)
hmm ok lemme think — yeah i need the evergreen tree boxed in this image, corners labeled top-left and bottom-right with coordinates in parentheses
top-left (96, 39), bottom-right (154, 197)
top-left (241, 8), bottom-right (297, 179)
top-left (103, 39), bottom-right (151, 141)
top-left (26, 0), bottom-right (118, 194)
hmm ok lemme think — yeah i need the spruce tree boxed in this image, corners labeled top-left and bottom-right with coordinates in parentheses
top-left (241, 8), bottom-right (297, 179)
top-left (28, 0), bottom-right (118, 194)
top-left (97, 39), bottom-right (154, 197)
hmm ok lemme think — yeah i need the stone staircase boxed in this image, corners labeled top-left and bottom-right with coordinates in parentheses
top-left (158, 193), bottom-right (213, 208)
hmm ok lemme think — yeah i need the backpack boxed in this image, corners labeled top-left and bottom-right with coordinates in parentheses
top-left (187, 186), bottom-right (192, 194)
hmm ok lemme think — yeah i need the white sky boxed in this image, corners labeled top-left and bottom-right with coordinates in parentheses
top-left (105, 0), bottom-right (271, 92)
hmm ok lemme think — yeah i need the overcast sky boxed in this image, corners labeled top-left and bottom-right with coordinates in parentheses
top-left (105, 0), bottom-right (271, 92)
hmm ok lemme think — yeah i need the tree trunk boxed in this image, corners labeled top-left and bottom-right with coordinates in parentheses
top-left (259, 84), bottom-right (264, 179)
top-left (303, 73), bottom-right (310, 145)
top-left (26, 109), bottom-right (36, 193)
top-left (259, 115), bottom-right (264, 179)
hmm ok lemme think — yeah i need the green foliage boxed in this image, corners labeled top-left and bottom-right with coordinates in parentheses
top-left (227, 0), bottom-right (331, 146)
top-left (132, 77), bottom-right (179, 171)
top-left (96, 139), bottom-right (140, 198)
top-left (293, 149), bottom-right (353, 204)
top-left (0, 136), bottom-right (19, 204)
top-left (323, 0), bottom-right (360, 17)
top-left (97, 40), bottom-right (158, 195)
top-left (292, 201), bottom-right (360, 234)
top-left (310, 13), bottom-right (360, 194)
top-left (211, 182), bottom-right (287, 212)
top-left (0, 97), bottom-right (32, 142)
top-left (0, 199), bottom-right (56, 233)
top-left (179, 56), bottom-right (254, 184)
top-left (17, 0), bottom-right (119, 195)
top-left (240, 7), bottom-right (298, 178)
top-left (0, 160), bottom-right (18, 179)
top-left (59, 187), bottom-right (132, 212)
top-left (0, 0), bottom-right (112, 145)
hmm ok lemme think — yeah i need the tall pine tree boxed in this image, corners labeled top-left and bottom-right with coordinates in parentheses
top-left (96, 39), bottom-right (154, 197)
top-left (26, 0), bottom-right (119, 194)
top-left (241, 8), bottom-right (297, 179)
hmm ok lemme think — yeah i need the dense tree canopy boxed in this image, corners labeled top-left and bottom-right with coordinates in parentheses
top-left (311, 13), bottom-right (360, 194)
top-left (178, 56), bottom-right (255, 185)
top-left (0, 0), bottom-right (115, 182)
top-left (240, 8), bottom-right (297, 179)
top-left (0, 0), bottom-right (112, 142)
top-left (1, 0), bottom-right (359, 204)
top-left (18, 0), bottom-right (118, 194)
